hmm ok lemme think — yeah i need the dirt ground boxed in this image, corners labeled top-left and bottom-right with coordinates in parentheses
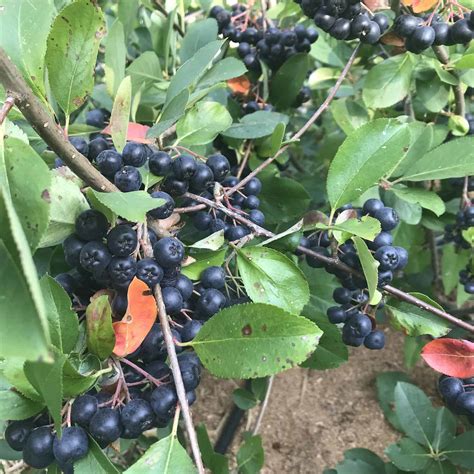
top-left (195, 329), bottom-right (438, 473)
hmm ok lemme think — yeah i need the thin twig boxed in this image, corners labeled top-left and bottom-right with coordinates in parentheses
top-left (0, 48), bottom-right (118, 192)
top-left (153, 0), bottom-right (185, 36)
top-left (184, 192), bottom-right (474, 334)
top-left (432, 45), bottom-right (465, 117)
top-left (0, 96), bottom-right (15, 125)
top-left (252, 376), bottom-right (274, 435)
top-left (428, 230), bottom-right (442, 293)
top-left (225, 44), bottom-right (361, 198)
top-left (237, 141), bottom-right (253, 179)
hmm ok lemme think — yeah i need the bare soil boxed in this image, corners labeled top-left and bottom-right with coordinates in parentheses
top-left (195, 329), bottom-right (438, 473)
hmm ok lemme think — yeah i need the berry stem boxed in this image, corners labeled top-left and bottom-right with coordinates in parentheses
top-left (0, 96), bottom-right (15, 126)
top-left (119, 358), bottom-right (163, 387)
top-left (224, 43), bottom-right (361, 199)
top-left (252, 375), bottom-right (274, 435)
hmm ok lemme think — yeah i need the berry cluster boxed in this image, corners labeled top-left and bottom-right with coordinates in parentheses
top-left (459, 261), bottom-right (474, 294)
top-left (438, 375), bottom-right (474, 424)
top-left (295, 0), bottom-right (389, 44)
top-left (210, 4), bottom-right (319, 73)
top-left (394, 12), bottom-right (474, 53)
top-left (444, 205), bottom-right (473, 251)
top-left (302, 199), bottom-right (408, 350)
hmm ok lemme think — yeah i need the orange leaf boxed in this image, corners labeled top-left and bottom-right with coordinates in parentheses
top-left (112, 278), bottom-right (157, 357)
top-left (227, 76), bottom-right (251, 96)
top-left (403, 0), bottom-right (438, 13)
top-left (421, 338), bottom-right (474, 378)
top-left (102, 122), bottom-right (153, 144)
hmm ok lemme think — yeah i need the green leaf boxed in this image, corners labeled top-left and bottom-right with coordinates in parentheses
top-left (326, 119), bottom-right (410, 209)
top-left (196, 424), bottom-right (229, 474)
top-left (46, 0), bottom-right (105, 115)
top-left (117, 0), bottom-right (138, 38)
top-left (448, 115), bottom-right (470, 137)
top-left (0, 192), bottom-right (50, 360)
top-left (222, 111), bottom-right (289, 139)
top-left (176, 101), bottom-right (232, 146)
top-left (444, 431), bottom-right (474, 469)
top-left (353, 236), bottom-right (379, 304)
top-left (198, 57), bottom-right (247, 89)
top-left (148, 89), bottom-right (190, 138)
top-left (3, 137), bottom-right (51, 250)
top-left (75, 437), bottom-right (121, 473)
top-left (90, 190), bottom-right (160, 223)
top-left (39, 172), bottom-right (90, 247)
top-left (385, 189), bottom-right (422, 225)
top-left (441, 245), bottom-right (470, 294)
top-left (386, 438), bottom-right (431, 471)
top-left (165, 40), bottom-right (224, 107)
top-left (390, 186), bottom-right (445, 216)
top-left (335, 449), bottom-right (385, 474)
top-left (310, 31), bottom-right (352, 68)
top-left (232, 388), bottom-right (258, 410)
top-left (189, 230), bottom-right (224, 251)
top-left (363, 53), bottom-right (414, 109)
top-left (127, 51), bottom-right (163, 92)
top-left (455, 53), bottom-right (474, 69)
top-left (86, 295), bottom-right (115, 360)
top-left (24, 351), bottom-right (65, 434)
top-left (189, 303), bottom-right (321, 379)
top-left (269, 53), bottom-right (310, 109)
top-left (180, 18), bottom-right (218, 63)
top-left (181, 249), bottom-right (226, 280)
top-left (104, 20), bottom-right (126, 97)
top-left (416, 73), bottom-right (449, 113)
top-left (394, 382), bottom-right (437, 447)
top-left (40, 275), bottom-right (79, 354)
top-left (255, 122), bottom-right (286, 158)
top-left (376, 371), bottom-right (411, 431)
top-left (312, 216), bottom-right (381, 243)
top-left (403, 336), bottom-right (424, 370)
top-left (109, 75), bottom-right (132, 153)
top-left (386, 294), bottom-right (451, 338)
top-left (0, 390), bottom-right (44, 421)
top-left (0, 0), bottom-right (55, 99)
top-left (0, 358), bottom-right (41, 401)
top-left (331, 98), bottom-right (369, 135)
top-left (400, 136), bottom-right (474, 181)
top-left (237, 435), bottom-right (264, 474)
top-left (259, 175), bottom-right (310, 225)
top-left (432, 408), bottom-right (456, 452)
top-left (237, 246), bottom-right (309, 315)
top-left (125, 433), bottom-right (197, 473)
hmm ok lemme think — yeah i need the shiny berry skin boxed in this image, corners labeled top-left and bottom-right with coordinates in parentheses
top-left (333, 287), bottom-right (352, 305)
top-left (22, 426), bottom-right (55, 469)
top-left (369, 231), bottom-right (393, 250)
top-left (249, 209), bottom-right (265, 226)
top-left (439, 377), bottom-right (464, 403)
top-left (190, 164), bottom-right (214, 191)
top-left (200, 266), bottom-right (226, 289)
top-left (108, 256), bottom-right (136, 286)
top-left (86, 109), bottom-right (107, 128)
top-left (196, 288), bottom-right (226, 318)
top-left (149, 151), bottom-right (172, 176)
top-left (162, 177), bottom-right (189, 197)
top-left (374, 207), bottom-right (399, 231)
top-left (88, 137), bottom-right (109, 162)
top-left (122, 142), bottom-right (147, 167)
top-left (114, 166), bottom-right (142, 192)
top-left (136, 258), bottom-right (164, 287)
top-left (375, 245), bottom-right (400, 271)
top-left (378, 270), bottom-right (393, 286)
top-left (433, 22), bottom-right (449, 45)
top-left (54, 273), bottom-right (77, 296)
top-left (351, 13), bottom-right (371, 35)
top-left (306, 27), bottom-right (319, 43)
top-left (281, 30), bottom-right (297, 46)
top-left (330, 18), bottom-right (351, 40)
top-left (5, 420), bottom-right (33, 451)
top-left (141, 324), bottom-right (166, 362)
top-left (145, 360), bottom-right (171, 380)
top-left (450, 19), bottom-right (473, 44)
top-left (225, 225), bottom-right (250, 241)
top-left (344, 313), bottom-right (372, 338)
top-left (89, 408), bottom-right (123, 448)
top-left (244, 195), bottom-right (260, 209)
top-left (453, 392), bottom-right (474, 415)
top-left (175, 274), bottom-right (194, 300)
top-left (70, 137), bottom-right (89, 157)
top-left (96, 150), bottom-right (122, 177)
top-left (120, 399), bottom-right (155, 435)
top-left (327, 306), bottom-right (347, 324)
top-left (148, 191), bottom-right (175, 219)
top-left (210, 218), bottom-right (226, 233)
top-left (172, 154), bottom-right (197, 180)
top-left (360, 21), bottom-right (381, 44)
top-left (372, 13), bottom-right (389, 34)
top-left (179, 359), bottom-right (201, 391)
top-left (237, 42), bottom-right (251, 58)
top-left (206, 154), bottom-right (230, 182)
top-left (408, 26), bottom-right (436, 51)
top-left (394, 15), bottom-right (422, 37)
top-left (53, 426), bottom-right (89, 465)
top-left (193, 211), bottom-right (212, 231)
top-left (362, 198), bottom-right (384, 216)
top-left (364, 330), bottom-right (385, 349)
top-left (395, 246), bottom-right (409, 269)
top-left (150, 385), bottom-right (177, 419)
top-left (243, 177), bottom-right (262, 195)
top-left (153, 237), bottom-right (185, 268)
top-left (63, 234), bottom-right (86, 267)
top-left (71, 395), bottom-right (98, 427)
top-left (79, 241), bottom-right (112, 273)
top-left (181, 320), bottom-right (203, 342)
top-left (107, 224), bottom-right (137, 257)
top-left (162, 286), bottom-right (184, 314)
top-left (315, 12), bottom-right (336, 32)
top-left (75, 210), bottom-right (109, 241)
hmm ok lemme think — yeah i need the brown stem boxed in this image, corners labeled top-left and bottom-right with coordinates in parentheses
top-left (432, 45), bottom-right (465, 117)
top-left (252, 375), bottom-right (274, 435)
top-left (153, 0), bottom-right (185, 36)
top-left (0, 96), bottom-right (15, 125)
top-left (225, 44), bottom-right (360, 198)
top-left (120, 358), bottom-right (163, 387)
top-left (185, 192), bottom-right (474, 334)
top-left (0, 48), bottom-right (118, 192)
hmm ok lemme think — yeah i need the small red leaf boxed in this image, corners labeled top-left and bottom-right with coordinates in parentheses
top-left (102, 122), bottom-right (153, 144)
top-left (421, 338), bottom-right (474, 378)
top-left (112, 278), bottom-right (157, 357)
top-left (227, 76), bottom-right (251, 96)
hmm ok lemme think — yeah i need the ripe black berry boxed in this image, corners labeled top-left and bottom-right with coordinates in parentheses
top-left (53, 426), bottom-right (89, 465)
top-left (150, 385), bottom-right (177, 419)
top-left (108, 256), bottom-right (137, 286)
top-left (114, 166), bottom-right (142, 192)
top-left (148, 191), bottom-right (175, 219)
top-left (96, 150), bottom-right (122, 177)
top-left (153, 237), bottom-right (185, 268)
top-left (175, 274), bottom-right (194, 300)
top-left (162, 286), bottom-right (184, 314)
top-left (122, 142), bottom-right (147, 167)
top-left (79, 241), bottom-right (112, 274)
top-left (206, 154), bottom-right (230, 182)
top-left (374, 207), bottom-right (399, 231)
top-left (70, 137), bottom-right (89, 157)
top-left (5, 420), bottom-right (33, 451)
top-left (136, 258), bottom-right (164, 287)
top-left (120, 399), bottom-right (155, 436)
top-left (201, 266), bottom-right (226, 289)
top-left (364, 330), bottom-right (385, 350)
top-left (172, 154), bottom-right (197, 180)
top-left (149, 151), bottom-right (172, 176)
top-left (88, 137), bottom-right (109, 162)
top-left (63, 234), bottom-right (86, 267)
top-left (196, 288), bottom-right (226, 318)
top-left (190, 164), bottom-right (214, 191)
top-left (89, 408), bottom-right (123, 447)
top-left (107, 224), bottom-right (137, 257)
top-left (22, 426), bottom-right (55, 469)
top-left (70, 394), bottom-right (98, 427)
top-left (75, 210), bottom-right (109, 241)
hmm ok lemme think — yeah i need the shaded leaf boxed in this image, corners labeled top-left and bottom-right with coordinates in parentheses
top-left (109, 75), bottom-right (132, 153)
top-left (0, 390), bottom-right (44, 421)
top-left (104, 20), bottom-right (126, 96)
top-left (353, 236), bottom-right (379, 304)
top-left (386, 438), bottom-right (430, 471)
top-left (237, 435), bottom-right (264, 474)
top-left (86, 295), bottom-right (115, 360)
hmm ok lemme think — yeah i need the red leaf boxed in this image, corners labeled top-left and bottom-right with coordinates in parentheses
top-left (112, 278), bottom-right (157, 357)
top-left (421, 338), bottom-right (474, 378)
top-left (102, 122), bottom-right (153, 144)
top-left (227, 76), bottom-right (251, 96)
